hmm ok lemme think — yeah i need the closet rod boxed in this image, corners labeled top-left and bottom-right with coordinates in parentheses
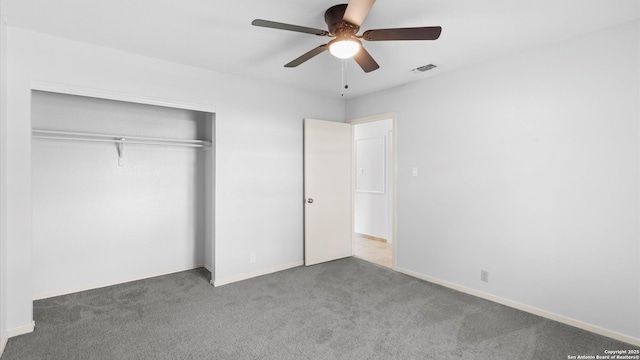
top-left (32, 135), bottom-right (207, 148)
top-left (32, 129), bottom-right (211, 147)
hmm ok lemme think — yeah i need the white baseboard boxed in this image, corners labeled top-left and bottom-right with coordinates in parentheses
top-left (33, 264), bottom-right (207, 300)
top-left (395, 267), bottom-right (640, 347)
top-left (213, 261), bottom-right (303, 287)
top-left (0, 334), bottom-right (8, 357)
top-left (6, 321), bottom-right (35, 339)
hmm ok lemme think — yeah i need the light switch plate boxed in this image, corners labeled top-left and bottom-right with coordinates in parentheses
top-left (412, 167), bottom-right (418, 177)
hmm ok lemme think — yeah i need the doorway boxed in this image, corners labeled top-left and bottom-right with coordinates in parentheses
top-left (349, 114), bottom-right (396, 269)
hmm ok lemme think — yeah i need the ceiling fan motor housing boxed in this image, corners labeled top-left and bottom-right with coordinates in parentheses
top-left (325, 4), bottom-right (359, 38)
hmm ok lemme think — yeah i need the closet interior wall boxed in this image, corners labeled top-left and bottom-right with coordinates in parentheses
top-left (31, 90), bottom-right (214, 299)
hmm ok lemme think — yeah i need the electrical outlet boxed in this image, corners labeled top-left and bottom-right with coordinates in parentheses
top-left (250, 252), bottom-right (257, 264)
top-left (481, 270), bottom-right (489, 283)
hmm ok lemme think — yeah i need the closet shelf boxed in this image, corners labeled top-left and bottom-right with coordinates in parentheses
top-left (31, 129), bottom-right (212, 148)
top-left (32, 129), bottom-right (212, 166)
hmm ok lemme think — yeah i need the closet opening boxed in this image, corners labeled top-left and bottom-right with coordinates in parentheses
top-left (30, 90), bottom-right (215, 301)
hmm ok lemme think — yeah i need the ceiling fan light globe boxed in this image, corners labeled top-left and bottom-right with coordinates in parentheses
top-left (329, 39), bottom-right (361, 59)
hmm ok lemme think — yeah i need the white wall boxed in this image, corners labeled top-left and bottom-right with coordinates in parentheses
top-left (354, 119), bottom-right (393, 241)
top-left (3, 27), bottom-right (344, 333)
top-left (31, 91), bottom-right (212, 299)
top-left (347, 20), bottom-right (640, 342)
top-left (0, 17), bottom-right (8, 356)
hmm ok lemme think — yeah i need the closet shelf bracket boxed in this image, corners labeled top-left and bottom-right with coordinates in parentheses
top-left (117, 138), bottom-right (125, 166)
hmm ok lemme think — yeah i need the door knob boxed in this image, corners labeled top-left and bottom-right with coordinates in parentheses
top-left (307, 198), bottom-right (314, 204)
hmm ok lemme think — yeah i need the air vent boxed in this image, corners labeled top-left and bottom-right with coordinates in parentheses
top-left (412, 64), bottom-right (437, 73)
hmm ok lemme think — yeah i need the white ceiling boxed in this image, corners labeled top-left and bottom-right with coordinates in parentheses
top-left (3, 0), bottom-right (639, 99)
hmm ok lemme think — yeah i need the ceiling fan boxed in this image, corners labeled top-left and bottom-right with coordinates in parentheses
top-left (252, 0), bottom-right (442, 73)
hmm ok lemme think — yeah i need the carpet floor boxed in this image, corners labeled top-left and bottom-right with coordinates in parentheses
top-left (2, 258), bottom-right (637, 359)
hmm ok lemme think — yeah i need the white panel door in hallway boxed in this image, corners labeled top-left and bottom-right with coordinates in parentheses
top-left (304, 119), bottom-right (352, 266)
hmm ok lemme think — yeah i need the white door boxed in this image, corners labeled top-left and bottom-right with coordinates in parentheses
top-left (304, 119), bottom-right (352, 266)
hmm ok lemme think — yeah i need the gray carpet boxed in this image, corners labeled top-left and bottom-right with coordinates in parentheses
top-left (2, 258), bottom-right (637, 359)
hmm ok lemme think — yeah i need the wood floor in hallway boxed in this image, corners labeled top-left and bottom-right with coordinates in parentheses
top-left (353, 235), bottom-right (392, 268)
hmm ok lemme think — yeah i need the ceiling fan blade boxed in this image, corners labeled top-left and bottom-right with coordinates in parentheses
top-left (343, 0), bottom-right (376, 26)
top-left (252, 19), bottom-right (330, 36)
top-left (353, 47), bottom-right (379, 73)
top-left (285, 44), bottom-right (328, 68)
top-left (363, 26), bottom-right (442, 41)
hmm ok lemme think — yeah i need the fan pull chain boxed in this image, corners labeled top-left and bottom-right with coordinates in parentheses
top-left (341, 60), bottom-right (345, 97)
top-left (341, 59), bottom-right (349, 97)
